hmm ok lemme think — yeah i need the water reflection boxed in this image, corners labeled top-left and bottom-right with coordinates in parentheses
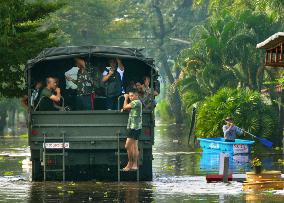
top-left (28, 182), bottom-right (154, 203)
top-left (0, 125), bottom-right (283, 202)
top-left (199, 152), bottom-right (251, 174)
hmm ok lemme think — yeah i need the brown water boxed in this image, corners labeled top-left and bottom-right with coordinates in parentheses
top-left (0, 124), bottom-right (284, 202)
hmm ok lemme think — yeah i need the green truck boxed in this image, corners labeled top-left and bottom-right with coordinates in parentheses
top-left (26, 46), bottom-right (158, 181)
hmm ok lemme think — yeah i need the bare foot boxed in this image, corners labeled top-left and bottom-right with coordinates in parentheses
top-left (124, 162), bottom-right (132, 168)
top-left (122, 167), bottom-right (131, 171)
top-left (131, 165), bottom-right (138, 170)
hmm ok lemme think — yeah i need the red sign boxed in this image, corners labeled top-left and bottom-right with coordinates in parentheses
top-left (233, 144), bottom-right (248, 153)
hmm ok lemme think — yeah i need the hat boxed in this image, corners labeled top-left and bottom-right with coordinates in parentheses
top-left (224, 117), bottom-right (233, 122)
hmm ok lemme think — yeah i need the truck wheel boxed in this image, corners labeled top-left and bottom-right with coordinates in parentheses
top-left (140, 149), bottom-right (153, 181)
top-left (32, 159), bottom-right (42, 181)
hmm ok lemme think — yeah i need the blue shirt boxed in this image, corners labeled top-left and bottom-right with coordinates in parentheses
top-left (222, 125), bottom-right (243, 141)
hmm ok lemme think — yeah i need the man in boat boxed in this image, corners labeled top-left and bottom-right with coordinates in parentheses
top-left (122, 89), bottom-right (142, 171)
top-left (222, 117), bottom-right (243, 142)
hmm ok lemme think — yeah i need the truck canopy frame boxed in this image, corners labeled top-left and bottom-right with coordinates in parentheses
top-left (26, 45), bottom-right (159, 111)
top-left (26, 45), bottom-right (158, 87)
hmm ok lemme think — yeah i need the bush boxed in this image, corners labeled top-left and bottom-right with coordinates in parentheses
top-left (195, 88), bottom-right (277, 139)
top-left (155, 99), bottom-right (174, 122)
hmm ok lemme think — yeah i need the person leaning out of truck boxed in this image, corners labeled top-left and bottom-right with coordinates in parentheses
top-left (66, 57), bottom-right (100, 110)
top-left (102, 58), bottom-right (125, 110)
top-left (222, 117), bottom-right (243, 142)
top-left (142, 76), bottom-right (159, 109)
top-left (135, 81), bottom-right (154, 110)
top-left (30, 81), bottom-right (43, 109)
top-left (143, 76), bottom-right (159, 97)
top-left (38, 77), bottom-right (61, 111)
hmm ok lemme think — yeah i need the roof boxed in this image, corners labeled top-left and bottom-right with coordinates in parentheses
top-left (256, 32), bottom-right (284, 49)
top-left (26, 45), bottom-right (155, 69)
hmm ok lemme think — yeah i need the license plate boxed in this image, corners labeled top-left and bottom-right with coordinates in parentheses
top-left (43, 143), bottom-right (70, 149)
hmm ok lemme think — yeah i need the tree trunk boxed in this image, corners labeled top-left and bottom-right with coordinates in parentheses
top-left (152, 0), bottom-right (183, 123)
top-left (0, 109), bottom-right (7, 137)
top-left (279, 91), bottom-right (284, 145)
top-left (15, 109), bottom-right (20, 135)
top-left (11, 108), bottom-right (16, 136)
top-left (159, 47), bottom-right (183, 123)
top-left (256, 64), bottom-right (265, 92)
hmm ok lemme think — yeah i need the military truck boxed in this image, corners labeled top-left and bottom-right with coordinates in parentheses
top-left (26, 46), bottom-right (158, 181)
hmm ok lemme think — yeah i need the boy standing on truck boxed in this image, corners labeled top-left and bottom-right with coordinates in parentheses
top-left (122, 89), bottom-right (142, 171)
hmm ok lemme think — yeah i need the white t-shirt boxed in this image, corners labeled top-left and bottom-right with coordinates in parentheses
top-left (65, 67), bottom-right (79, 89)
top-left (117, 66), bottom-right (124, 81)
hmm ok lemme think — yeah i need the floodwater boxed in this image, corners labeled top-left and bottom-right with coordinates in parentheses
top-left (0, 124), bottom-right (284, 202)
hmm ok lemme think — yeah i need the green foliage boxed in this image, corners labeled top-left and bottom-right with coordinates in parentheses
top-left (177, 2), bottom-right (283, 130)
top-left (113, 0), bottom-right (208, 123)
top-left (265, 72), bottom-right (284, 86)
top-left (0, 0), bottom-right (62, 97)
top-left (251, 157), bottom-right (262, 167)
top-left (49, 0), bottom-right (131, 46)
top-left (19, 133), bottom-right (28, 139)
top-left (3, 171), bottom-right (14, 176)
top-left (195, 88), bottom-right (277, 138)
top-left (178, 8), bottom-right (278, 95)
top-left (0, 97), bottom-right (27, 136)
top-left (155, 99), bottom-right (173, 122)
top-left (194, 0), bottom-right (284, 23)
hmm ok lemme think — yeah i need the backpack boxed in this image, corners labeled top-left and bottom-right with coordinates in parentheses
top-left (105, 69), bottom-right (122, 97)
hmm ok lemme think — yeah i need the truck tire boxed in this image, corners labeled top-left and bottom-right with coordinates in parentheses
top-left (140, 149), bottom-right (153, 181)
top-left (32, 158), bottom-right (42, 181)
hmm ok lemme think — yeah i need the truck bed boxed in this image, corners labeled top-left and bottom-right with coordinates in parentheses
top-left (29, 110), bottom-right (154, 150)
top-left (29, 110), bottom-right (154, 181)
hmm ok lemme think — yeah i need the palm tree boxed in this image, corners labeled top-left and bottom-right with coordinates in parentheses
top-left (178, 8), bottom-right (279, 100)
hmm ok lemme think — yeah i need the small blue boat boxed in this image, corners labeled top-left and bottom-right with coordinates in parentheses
top-left (197, 137), bottom-right (255, 154)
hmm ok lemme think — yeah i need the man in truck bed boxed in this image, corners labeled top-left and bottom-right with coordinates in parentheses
top-left (38, 77), bottom-right (62, 111)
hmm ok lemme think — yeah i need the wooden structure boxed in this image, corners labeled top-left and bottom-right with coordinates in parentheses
top-left (257, 32), bottom-right (284, 67)
top-left (243, 171), bottom-right (284, 191)
top-left (257, 32), bottom-right (284, 145)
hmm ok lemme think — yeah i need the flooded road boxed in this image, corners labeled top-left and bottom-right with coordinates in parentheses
top-left (0, 124), bottom-right (284, 202)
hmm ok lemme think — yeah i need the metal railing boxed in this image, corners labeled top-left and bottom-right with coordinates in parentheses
top-left (117, 95), bottom-right (124, 110)
top-left (33, 96), bottom-right (65, 111)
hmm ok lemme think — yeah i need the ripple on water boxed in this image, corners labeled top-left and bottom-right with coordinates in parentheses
top-left (0, 177), bottom-right (30, 202)
top-left (154, 176), bottom-right (243, 195)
